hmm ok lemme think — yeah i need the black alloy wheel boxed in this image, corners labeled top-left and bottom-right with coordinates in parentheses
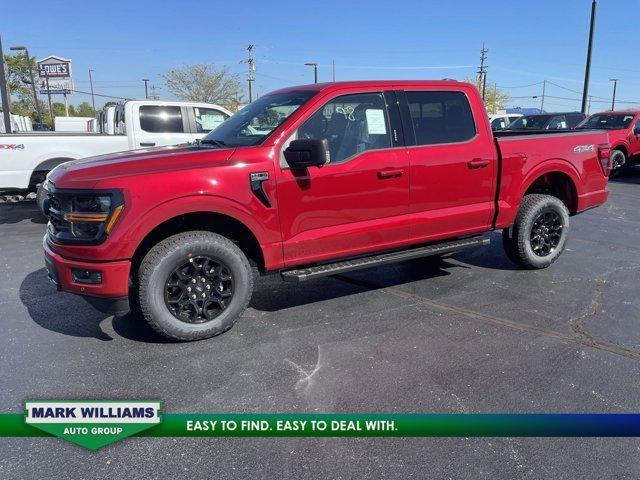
top-left (164, 256), bottom-right (234, 323)
top-left (529, 210), bottom-right (563, 257)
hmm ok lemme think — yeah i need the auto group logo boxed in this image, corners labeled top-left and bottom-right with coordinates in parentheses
top-left (0, 144), bottom-right (25, 150)
top-left (24, 400), bottom-right (161, 450)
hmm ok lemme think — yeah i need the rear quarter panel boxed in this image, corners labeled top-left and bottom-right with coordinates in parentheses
top-left (495, 131), bottom-right (609, 228)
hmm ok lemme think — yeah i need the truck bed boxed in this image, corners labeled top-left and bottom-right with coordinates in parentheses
top-left (493, 129), bottom-right (610, 228)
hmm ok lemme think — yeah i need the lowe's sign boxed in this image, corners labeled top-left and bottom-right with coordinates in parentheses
top-left (37, 55), bottom-right (73, 94)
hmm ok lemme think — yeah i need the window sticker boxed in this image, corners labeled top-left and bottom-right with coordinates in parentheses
top-left (365, 109), bottom-right (387, 135)
top-left (200, 114), bottom-right (225, 131)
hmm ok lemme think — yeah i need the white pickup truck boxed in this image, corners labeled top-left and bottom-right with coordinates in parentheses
top-left (0, 100), bottom-right (232, 196)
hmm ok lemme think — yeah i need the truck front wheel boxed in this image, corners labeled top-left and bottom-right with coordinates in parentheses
top-left (138, 231), bottom-right (253, 341)
top-left (502, 194), bottom-right (570, 269)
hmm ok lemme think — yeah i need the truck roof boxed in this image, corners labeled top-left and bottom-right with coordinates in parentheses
top-left (589, 109), bottom-right (640, 116)
top-left (270, 80), bottom-right (466, 95)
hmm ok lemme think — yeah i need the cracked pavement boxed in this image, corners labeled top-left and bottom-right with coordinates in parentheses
top-left (1, 172), bottom-right (640, 479)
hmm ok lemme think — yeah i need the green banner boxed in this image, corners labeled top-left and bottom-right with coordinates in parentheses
top-left (2, 411), bottom-right (640, 450)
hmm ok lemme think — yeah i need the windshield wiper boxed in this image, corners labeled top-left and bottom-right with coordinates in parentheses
top-left (199, 139), bottom-right (227, 148)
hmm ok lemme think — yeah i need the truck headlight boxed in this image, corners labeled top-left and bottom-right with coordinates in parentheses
top-left (45, 188), bottom-right (124, 244)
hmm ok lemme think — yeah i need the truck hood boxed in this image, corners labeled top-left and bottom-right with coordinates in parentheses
top-left (48, 145), bottom-right (236, 189)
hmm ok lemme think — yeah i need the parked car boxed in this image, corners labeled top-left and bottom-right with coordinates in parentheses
top-left (576, 110), bottom-right (640, 170)
top-left (42, 80), bottom-right (611, 341)
top-left (505, 112), bottom-right (586, 131)
top-left (489, 113), bottom-right (522, 131)
top-left (0, 100), bottom-right (232, 199)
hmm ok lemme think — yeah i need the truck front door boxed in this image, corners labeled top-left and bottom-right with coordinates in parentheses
top-left (399, 88), bottom-right (497, 242)
top-left (275, 90), bottom-right (409, 266)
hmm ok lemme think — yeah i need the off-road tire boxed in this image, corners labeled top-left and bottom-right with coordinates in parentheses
top-left (502, 194), bottom-right (570, 269)
top-left (138, 231), bottom-right (253, 341)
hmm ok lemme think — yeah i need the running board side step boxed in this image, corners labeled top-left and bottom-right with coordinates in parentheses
top-left (281, 236), bottom-right (490, 283)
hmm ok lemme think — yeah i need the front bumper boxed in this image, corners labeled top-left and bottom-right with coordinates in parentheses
top-left (43, 236), bottom-right (131, 315)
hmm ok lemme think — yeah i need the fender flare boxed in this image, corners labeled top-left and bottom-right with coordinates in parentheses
top-left (518, 159), bottom-right (583, 202)
top-left (121, 194), bottom-right (272, 259)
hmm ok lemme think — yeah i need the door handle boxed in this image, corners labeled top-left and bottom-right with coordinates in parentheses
top-left (467, 158), bottom-right (490, 169)
top-left (140, 142), bottom-right (156, 147)
top-left (377, 169), bottom-right (404, 179)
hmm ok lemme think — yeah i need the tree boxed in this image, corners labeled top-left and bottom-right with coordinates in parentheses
top-left (464, 77), bottom-right (510, 114)
top-left (74, 102), bottom-right (95, 117)
top-left (4, 53), bottom-right (39, 115)
top-left (162, 64), bottom-right (243, 110)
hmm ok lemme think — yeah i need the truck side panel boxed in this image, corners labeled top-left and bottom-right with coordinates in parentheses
top-left (494, 131), bottom-right (609, 229)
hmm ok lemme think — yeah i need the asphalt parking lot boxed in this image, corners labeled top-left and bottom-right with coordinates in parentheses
top-left (1, 173), bottom-right (640, 479)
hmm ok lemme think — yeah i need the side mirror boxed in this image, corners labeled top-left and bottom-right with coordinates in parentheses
top-left (284, 139), bottom-right (329, 168)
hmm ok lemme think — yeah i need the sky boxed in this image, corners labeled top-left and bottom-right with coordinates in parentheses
top-left (2, 0), bottom-right (639, 113)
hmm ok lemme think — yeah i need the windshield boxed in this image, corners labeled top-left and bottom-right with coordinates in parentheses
top-left (506, 115), bottom-right (553, 130)
top-left (577, 114), bottom-right (636, 130)
top-left (202, 91), bottom-right (316, 147)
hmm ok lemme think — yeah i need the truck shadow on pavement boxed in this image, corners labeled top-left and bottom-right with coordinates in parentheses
top-left (609, 166), bottom-right (640, 185)
top-left (19, 268), bottom-right (171, 343)
top-left (20, 250), bottom-right (517, 343)
top-left (0, 201), bottom-right (47, 225)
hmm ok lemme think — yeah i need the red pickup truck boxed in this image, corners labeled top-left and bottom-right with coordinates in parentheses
top-left (42, 81), bottom-right (611, 341)
top-left (576, 110), bottom-right (640, 170)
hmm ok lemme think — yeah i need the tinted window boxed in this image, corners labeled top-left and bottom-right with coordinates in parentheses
top-left (139, 105), bottom-right (184, 133)
top-left (193, 107), bottom-right (229, 133)
top-left (294, 92), bottom-right (391, 164)
top-left (566, 114), bottom-right (585, 128)
top-left (547, 115), bottom-right (568, 130)
top-left (405, 91), bottom-right (476, 145)
top-left (578, 114), bottom-right (635, 130)
top-left (507, 115), bottom-right (553, 130)
top-left (491, 117), bottom-right (507, 130)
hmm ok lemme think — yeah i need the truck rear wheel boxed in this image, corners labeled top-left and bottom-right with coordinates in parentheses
top-left (138, 231), bottom-right (253, 341)
top-left (502, 194), bottom-right (569, 269)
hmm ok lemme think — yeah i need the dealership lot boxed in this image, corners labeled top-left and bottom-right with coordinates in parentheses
top-left (1, 174), bottom-right (640, 478)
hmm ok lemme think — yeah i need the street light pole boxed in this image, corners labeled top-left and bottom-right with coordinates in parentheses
top-left (609, 78), bottom-right (618, 110)
top-left (0, 35), bottom-right (13, 133)
top-left (88, 68), bottom-right (96, 114)
top-left (304, 62), bottom-right (318, 83)
top-left (580, 0), bottom-right (597, 114)
top-left (142, 78), bottom-right (149, 99)
top-left (10, 45), bottom-right (42, 123)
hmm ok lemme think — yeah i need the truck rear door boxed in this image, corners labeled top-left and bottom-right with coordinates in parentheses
top-left (398, 88), bottom-right (497, 241)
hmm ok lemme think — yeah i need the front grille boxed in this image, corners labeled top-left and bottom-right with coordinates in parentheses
top-left (46, 190), bottom-right (72, 238)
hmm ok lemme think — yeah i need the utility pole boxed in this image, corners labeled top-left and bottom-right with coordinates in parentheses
top-left (587, 95), bottom-right (593, 114)
top-left (88, 68), bottom-right (96, 115)
top-left (540, 80), bottom-right (546, 113)
top-left (304, 62), bottom-right (318, 83)
top-left (332, 60), bottom-right (336, 82)
top-left (581, 0), bottom-right (597, 114)
top-left (0, 35), bottom-right (12, 133)
top-left (44, 73), bottom-right (53, 125)
top-left (149, 85), bottom-right (161, 100)
top-left (10, 45), bottom-right (42, 123)
top-left (609, 78), bottom-right (618, 110)
top-left (142, 78), bottom-right (149, 99)
top-left (242, 44), bottom-right (256, 103)
top-left (477, 43), bottom-right (488, 101)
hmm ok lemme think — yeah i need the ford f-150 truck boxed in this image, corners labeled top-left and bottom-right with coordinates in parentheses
top-left (0, 100), bottom-right (232, 197)
top-left (576, 110), bottom-right (640, 170)
top-left (42, 80), bottom-right (611, 341)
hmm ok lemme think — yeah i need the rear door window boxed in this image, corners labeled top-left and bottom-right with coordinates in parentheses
top-left (405, 91), bottom-right (476, 145)
top-left (139, 105), bottom-right (184, 133)
top-left (547, 115), bottom-right (568, 129)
